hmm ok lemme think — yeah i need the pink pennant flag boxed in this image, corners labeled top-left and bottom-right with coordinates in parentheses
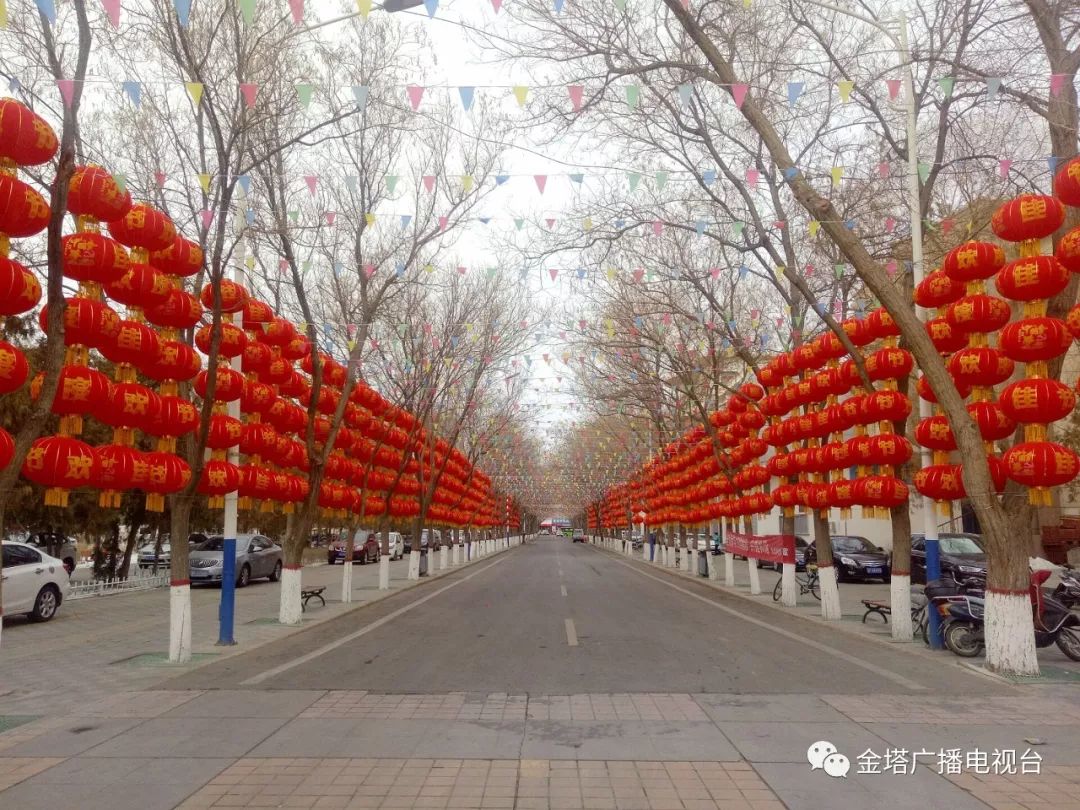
top-left (886, 78), bottom-right (901, 100)
top-left (805, 263), bottom-right (815, 276)
top-left (56, 79), bottom-right (75, 108)
top-left (773, 220), bottom-right (786, 229)
top-left (662, 313), bottom-right (672, 325)
top-left (103, 0), bottom-right (121, 27)
top-left (706, 320), bottom-right (716, 331)
top-left (240, 83), bottom-right (258, 108)
top-left (578, 319), bottom-right (587, 329)
top-left (369, 339), bottom-right (379, 350)
top-left (558, 330), bottom-right (566, 339)
top-left (710, 267), bottom-right (721, 279)
top-left (568, 85), bottom-right (584, 111)
top-left (745, 168), bottom-right (759, 188)
top-left (491, 0), bottom-right (503, 11)
top-left (200, 209), bottom-right (214, 228)
top-left (549, 268), bottom-right (558, 281)
top-left (534, 175), bottom-right (547, 193)
top-left (325, 212), bottom-right (336, 226)
top-left (304, 175), bottom-right (318, 196)
top-left (279, 259), bottom-right (289, 273)
top-left (632, 268), bottom-right (645, 283)
top-left (407, 85), bottom-right (425, 110)
top-left (289, 0), bottom-right (303, 23)
top-left (750, 308), bottom-right (760, 319)
top-left (998, 159), bottom-right (1012, 179)
top-left (364, 264), bottom-right (376, 278)
top-left (545, 218), bottom-right (555, 229)
top-left (877, 162), bottom-right (890, 178)
top-left (886, 259), bottom-right (898, 278)
top-left (439, 216), bottom-right (449, 231)
top-left (731, 83), bottom-right (748, 108)
top-left (457, 266), bottom-right (467, 275)
top-left (422, 175), bottom-right (435, 192)
top-left (885, 216), bottom-right (896, 233)
top-left (941, 218), bottom-right (955, 235)
top-left (1050, 73), bottom-right (1066, 97)
top-left (651, 220), bottom-right (663, 236)
top-left (519, 320), bottom-right (528, 329)
top-left (154, 170), bottom-right (167, 188)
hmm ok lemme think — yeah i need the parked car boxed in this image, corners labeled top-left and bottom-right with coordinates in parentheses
top-left (761, 536), bottom-right (810, 571)
top-left (16, 531), bottom-right (77, 574)
top-left (572, 532), bottom-right (586, 543)
top-left (138, 542), bottom-right (172, 569)
top-left (812, 535), bottom-right (891, 582)
top-left (327, 531), bottom-right (380, 565)
top-left (381, 531), bottom-right (405, 560)
top-left (2, 540), bottom-right (70, 622)
top-left (405, 529), bottom-right (440, 554)
top-left (908, 533), bottom-right (987, 584)
top-left (189, 533), bottom-right (283, 586)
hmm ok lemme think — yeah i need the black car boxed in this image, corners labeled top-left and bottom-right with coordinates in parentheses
top-left (811, 535), bottom-right (891, 582)
top-left (762, 536), bottom-right (810, 571)
top-left (908, 533), bottom-right (987, 584)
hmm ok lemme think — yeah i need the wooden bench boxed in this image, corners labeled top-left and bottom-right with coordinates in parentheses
top-left (301, 586), bottom-right (326, 611)
top-left (861, 599), bottom-right (891, 623)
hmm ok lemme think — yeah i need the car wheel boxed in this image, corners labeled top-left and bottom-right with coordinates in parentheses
top-left (237, 564), bottom-right (251, 588)
top-left (269, 561), bottom-right (282, 582)
top-left (29, 585), bottom-right (60, 622)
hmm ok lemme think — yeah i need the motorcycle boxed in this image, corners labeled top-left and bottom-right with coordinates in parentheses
top-left (931, 570), bottom-right (1080, 661)
top-left (1051, 565), bottom-right (1080, 611)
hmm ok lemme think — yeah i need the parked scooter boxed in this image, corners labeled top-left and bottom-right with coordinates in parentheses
top-left (1051, 565), bottom-right (1080, 611)
top-left (930, 570), bottom-right (1080, 660)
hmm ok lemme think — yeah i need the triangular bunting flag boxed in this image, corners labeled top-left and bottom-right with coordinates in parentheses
top-left (185, 81), bottom-right (204, 107)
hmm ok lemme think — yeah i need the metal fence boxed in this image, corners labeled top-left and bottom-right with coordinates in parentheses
top-left (68, 568), bottom-right (171, 600)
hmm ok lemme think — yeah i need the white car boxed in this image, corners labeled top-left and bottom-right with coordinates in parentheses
top-left (2, 540), bottom-right (70, 622)
top-left (138, 542), bottom-right (171, 569)
top-left (383, 531), bottom-right (404, 560)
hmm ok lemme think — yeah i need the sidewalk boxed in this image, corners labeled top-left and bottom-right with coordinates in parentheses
top-left (592, 540), bottom-right (1080, 680)
top-left (0, 541), bottom-right (517, 717)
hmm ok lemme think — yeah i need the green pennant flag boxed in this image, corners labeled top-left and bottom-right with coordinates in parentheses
top-left (514, 218), bottom-right (525, 230)
top-left (112, 173), bottom-right (127, 193)
top-left (289, 209), bottom-right (300, 223)
top-left (732, 221), bottom-right (745, 237)
top-left (238, 0), bottom-right (255, 24)
top-left (918, 162), bottom-right (931, 183)
top-left (627, 172), bottom-right (641, 192)
top-left (833, 264), bottom-right (845, 279)
top-left (486, 267), bottom-right (497, 278)
top-left (296, 83), bottom-right (314, 109)
top-left (614, 0), bottom-right (627, 9)
top-left (938, 76), bottom-right (955, 99)
top-left (385, 175), bottom-right (398, 193)
top-left (654, 171), bottom-right (668, 191)
top-left (626, 85), bottom-right (640, 108)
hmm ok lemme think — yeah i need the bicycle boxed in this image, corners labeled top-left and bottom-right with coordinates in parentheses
top-left (773, 563), bottom-right (820, 601)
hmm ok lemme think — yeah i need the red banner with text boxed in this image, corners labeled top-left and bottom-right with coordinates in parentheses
top-left (725, 533), bottom-right (796, 566)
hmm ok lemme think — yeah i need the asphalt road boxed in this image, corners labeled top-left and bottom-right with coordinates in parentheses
top-left (167, 536), bottom-right (1008, 695)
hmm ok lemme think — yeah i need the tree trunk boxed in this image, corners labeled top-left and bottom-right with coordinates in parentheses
top-left (813, 512), bottom-right (840, 620)
top-left (279, 510), bottom-right (303, 625)
top-left (889, 504), bottom-right (913, 641)
top-left (168, 493), bottom-right (194, 662)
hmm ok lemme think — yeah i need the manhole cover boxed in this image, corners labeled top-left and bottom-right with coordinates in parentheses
top-left (0, 715), bottom-right (39, 734)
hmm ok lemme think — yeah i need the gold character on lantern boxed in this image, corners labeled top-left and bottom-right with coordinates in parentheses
top-left (1020, 197), bottom-right (1048, 222)
top-left (66, 455), bottom-right (93, 481)
top-left (62, 375), bottom-right (92, 402)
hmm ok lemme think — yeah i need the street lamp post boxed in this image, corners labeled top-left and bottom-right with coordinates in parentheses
top-left (300, 0), bottom-right (425, 33)
top-left (803, 3), bottom-right (940, 645)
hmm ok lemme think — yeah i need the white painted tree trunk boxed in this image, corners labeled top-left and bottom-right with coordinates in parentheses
top-left (818, 566), bottom-right (841, 620)
top-left (890, 573), bottom-right (912, 641)
top-left (378, 554), bottom-right (390, 590)
top-left (985, 590), bottom-right (1039, 676)
top-left (341, 559), bottom-right (354, 603)
top-left (168, 583), bottom-right (192, 663)
top-left (724, 552), bottom-right (735, 585)
top-left (408, 549), bottom-right (420, 579)
top-left (439, 545), bottom-right (448, 570)
top-left (279, 566), bottom-right (303, 625)
top-left (748, 560), bottom-right (761, 595)
top-left (781, 563), bottom-right (796, 607)
top-left (704, 545), bottom-right (713, 578)
top-left (685, 548), bottom-right (695, 577)
top-left (452, 543), bottom-right (461, 566)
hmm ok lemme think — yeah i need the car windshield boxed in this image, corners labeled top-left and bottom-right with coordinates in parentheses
top-left (196, 536), bottom-right (227, 551)
top-left (831, 536), bottom-right (876, 553)
top-left (940, 536), bottom-right (984, 555)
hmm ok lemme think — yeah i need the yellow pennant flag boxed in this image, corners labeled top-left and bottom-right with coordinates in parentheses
top-left (197, 173), bottom-right (211, 193)
top-left (462, 175), bottom-right (474, 192)
top-left (424, 263), bottom-right (434, 274)
top-left (365, 213), bottom-right (376, 226)
top-left (512, 86), bottom-right (529, 107)
top-left (583, 217), bottom-right (593, 231)
top-left (245, 255), bottom-right (255, 270)
top-left (606, 268), bottom-right (617, 280)
top-left (185, 82), bottom-right (204, 107)
top-left (831, 166), bottom-right (844, 187)
top-left (356, 0), bottom-right (372, 18)
top-left (775, 265), bottom-right (785, 276)
top-left (808, 220), bottom-right (821, 237)
top-left (605, 318), bottom-right (615, 337)
top-left (838, 80), bottom-right (854, 103)
top-left (0, 0), bottom-right (7, 28)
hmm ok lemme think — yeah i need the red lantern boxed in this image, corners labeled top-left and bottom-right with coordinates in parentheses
top-left (914, 270), bottom-right (963, 310)
top-left (145, 288), bottom-right (203, 330)
top-left (39, 297), bottom-right (122, 350)
top-left (68, 165), bottom-right (131, 223)
top-left (30, 365), bottom-right (111, 435)
top-left (262, 317), bottom-right (297, 347)
top-left (145, 395), bottom-right (199, 452)
top-left (1003, 441), bottom-right (1080, 505)
top-left (61, 232), bottom-right (131, 286)
top-left (1055, 155), bottom-right (1080, 207)
top-left (99, 320), bottom-right (161, 374)
top-left (199, 278), bottom-right (248, 313)
top-left (0, 257), bottom-right (41, 315)
top-left (915, 415), bottom-right (956, 454)
top-left (242, 298), bottom-right (273, 331)
top-left (966, 401), bottom-right (1016, 443)
top-left (1000, 378), bottom-right (1077, 440)
top-left (916, 375), bottom-right (971, 404)
top-left (992, 195), bottom-right (1065, 243)
top-left (194, 366), bottom-right (245, 402)
top-left (0, 173), bottom-right (49, 237)
top-left (206, 413), bottom-right (243, 450)
top-left (198, 459), bottom-right (241, 508)
top-left (861, 389), bottom-right (912, 424)
top-left (107, 203), bottom-right (177, 252)
top-left (0, 427), bottom-right (12, 472)
top-left (95, 382), bottom-right (162, 442)
top-left (104, 263), bottom-right (172, 312)
top-left (0, 99), bottom-right (58, 166)
top-left (999, 317), bottom-right (1072, 365)
top-left (926, 317), bottom-right (966, 354)
top-left (1057, 226), bottom-right (1080, 273)
top-left (996, 256), bottom-right (1069, 309)
top-left (942, 241), bottom-right (1005, 285)
top-left (914, 464), bottom-right (965, 505)
top-left (21, 435), bottom-right (97, 507)
top-left (841, 317), bottom-right (874, 347)
top-left (195, 321), bottom-right (247, 358)
top-left (0, 340), bottom-right (29, 394)
top-left (947, 347), bottom-right (1014, 389)
top-left (150, 237), bottom-right (203, 278)
top-left (866, 307), bottom-right (900, 341)
top-left (865, 346), bottom-right (914, 382)
top-left (145, 340), bottom-right (201, 387)
top-left (142, 451), bottom-right (192, 512)
top-left (95, 444), bottom-right (139, 508)
top-left (946, 294), bottom-right (1011, 335)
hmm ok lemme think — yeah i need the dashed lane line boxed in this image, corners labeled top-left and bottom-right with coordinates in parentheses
top-left (565, 618), bottom-right (579, 647)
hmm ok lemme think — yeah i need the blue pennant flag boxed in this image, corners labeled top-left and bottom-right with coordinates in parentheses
top-left (554, 0), bottom-right (565, 11)
top-left (458, 87), bottom-right (475, 110)
top-left (783, 167), bottom-right (799, 181)
top-left (844, 219), bottom-right (856, 230)
top-left (174, 0), bottom-right (191, 26)
top-left (395, 262), bottom-right (406, 277)
top-left (345, 175), bottom-right (358, 193)
top-left (122, 80), bottom-right (142, 106)
top-left (400, 215), bottom-right (412, 228)
top-left (423, 0), bottom-right (439, 17)
top-left (1048, 156), bottom-right (1060, 174)
top-left (245, 209), bottom-right (255, 226)
top-left (738, 265), bottom-right (749, 279)
top-left (34, 0), bottom-right (56, 24)
top-left (569, 173), bottom-right (584, 184)
top-left (352, 86), bottom-right (369, 109)
top-left (495, 175), bottom-right (510, 185)
top-left (695, 220), bottom-right (706, 235)
top-left (701, 170), bottom-right (716, 185)
top-left (634, 316), bottom-right (643, 328)
top-left (787, 81), bottom-right (804, 107)
top-left (8, 77), bottom-right (21, 92)
top-left (576, 268), bottom-right (586, 279)
top-left (237, 174), bottom-right (251, 194)
top-left (615, 219), bottom-right (625, 228)
top-left (479, 217), bottom-right (490, 224)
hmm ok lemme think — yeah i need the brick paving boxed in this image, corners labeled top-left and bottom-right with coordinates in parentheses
top-left (946, 767), bottom-right (1080, 809)
top-left (0, 756), bottom-right (64, 791)
top-left (823, 695), bottom-right (1080, 725)
top-left (175, 758), bottom-right (784, 810)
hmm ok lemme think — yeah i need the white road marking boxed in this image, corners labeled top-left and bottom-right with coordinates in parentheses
top-left (564, 618), bottom-right (579, 646)
top-left (240, 555), bottom-right (511, 686)
top-left (611, 556), bottom-right (928, 692)
top-left (561, 585), bottom-right (568, 597)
